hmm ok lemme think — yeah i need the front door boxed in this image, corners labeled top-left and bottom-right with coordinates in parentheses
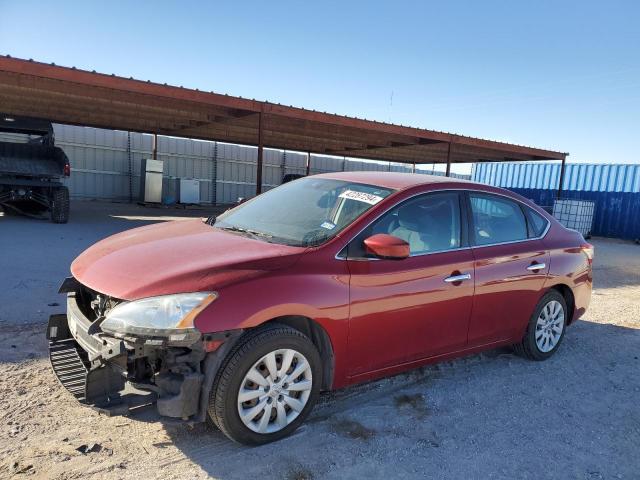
top-left (345, 191), bottom-right (474, 376)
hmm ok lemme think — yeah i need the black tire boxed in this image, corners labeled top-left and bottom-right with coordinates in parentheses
top-left (513, 290), bottom-right (567, 361)
top-left (50, 186), bottom-right (69, 224)
top-left (209, 324), bottom-right (322, 445)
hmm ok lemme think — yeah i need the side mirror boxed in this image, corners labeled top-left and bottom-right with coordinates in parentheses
top-left (363, 234), bottom-right (410, 260)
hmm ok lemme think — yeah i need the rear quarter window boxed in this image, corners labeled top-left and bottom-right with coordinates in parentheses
top-left (524, 206), bottom-right (550, 237)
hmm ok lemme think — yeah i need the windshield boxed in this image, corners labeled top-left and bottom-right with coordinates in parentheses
top-left (213, 178), bottom-right (394, 247)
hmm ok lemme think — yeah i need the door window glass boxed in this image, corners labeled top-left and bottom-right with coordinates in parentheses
top-left (469, 194), bottom-right (528, 245)
top-left (352, 192), bottom-right (461, 257)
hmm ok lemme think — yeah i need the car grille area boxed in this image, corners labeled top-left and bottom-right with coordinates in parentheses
top-left (49, 338), bottom-right (90, 402)
top-left (47, 307), bottom-right (157, 417)
top-left (47, 312), bottom-right (127, 409)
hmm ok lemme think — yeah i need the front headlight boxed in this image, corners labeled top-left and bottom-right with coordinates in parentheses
top-left (101, 292), bottom-right (217, 343)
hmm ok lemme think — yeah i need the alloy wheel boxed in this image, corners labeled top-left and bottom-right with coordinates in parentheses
top-left (535, 300), bottom-right (565, 353)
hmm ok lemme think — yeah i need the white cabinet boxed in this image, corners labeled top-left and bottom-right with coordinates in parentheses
top-left (179, 179), bottom-right (200, 204)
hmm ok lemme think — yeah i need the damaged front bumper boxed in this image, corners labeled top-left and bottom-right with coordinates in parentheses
top-left (47, 291), bottom-right (240, 421)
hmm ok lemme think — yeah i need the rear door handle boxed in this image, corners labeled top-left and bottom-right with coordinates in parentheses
top-left (444, 273), bottom-right (472, 283)
top-left (526, 263), bottom-right (546, 271)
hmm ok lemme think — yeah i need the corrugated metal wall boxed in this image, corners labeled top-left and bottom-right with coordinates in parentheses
top-left (58, 126), bottom-right (139, 201)
top-left (55, 126), bottom-right (221, 202)
top-left (472, 162), bottom-right (640, 240)
top-left (510, 188), bottom-right (640, 240)
top-left (473, 162), bottom-right (640, 193)
top-left (1, 124), bottom-right (469, 204)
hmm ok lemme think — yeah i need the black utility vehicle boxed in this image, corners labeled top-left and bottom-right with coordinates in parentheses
top-left (0, 114), bottom-right (70, 223)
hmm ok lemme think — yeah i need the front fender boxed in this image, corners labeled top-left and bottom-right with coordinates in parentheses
top-left (193, 261), bottom-right (351, 388)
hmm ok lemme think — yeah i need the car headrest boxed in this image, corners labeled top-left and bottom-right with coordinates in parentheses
top-left (423, 201), bottom-right (451, 224)
top-left (397, 202), bottom-right (423, 229)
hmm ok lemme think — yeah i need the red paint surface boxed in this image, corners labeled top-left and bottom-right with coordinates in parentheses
top-left (347, 248), bottom-right (475, 375)
top-left (468, 241), bottom-right (549, 345)
top-left (363, 233), bottom-right (410, 259)
top-left (71, 173), bottom-right (592, 390)
top-left (71, 219), bottom-right (306, 300)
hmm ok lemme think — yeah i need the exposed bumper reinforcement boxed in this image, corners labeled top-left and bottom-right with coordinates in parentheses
top-left (47, 313), bottom-right (155, 415)
top-left (49, 337), bottom-right (91, 402)
top-left (48, 287), bottom-right (242, 422)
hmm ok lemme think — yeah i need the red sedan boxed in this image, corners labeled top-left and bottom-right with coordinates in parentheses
top-left (48, 172), bottom-right (593, 445)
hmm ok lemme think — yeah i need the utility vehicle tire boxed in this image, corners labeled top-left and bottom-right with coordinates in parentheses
top-left (209, 324), bottom-right (322, 445)
top-left (50, 186), bottom-right (69, 224)
top-left (514, 290), bottom-right (567, 361)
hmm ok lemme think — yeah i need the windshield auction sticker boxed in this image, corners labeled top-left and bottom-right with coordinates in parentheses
top-left (320, 221), bottom-right (336, 230)
top-left (338, 190), bottom-right (384, 205)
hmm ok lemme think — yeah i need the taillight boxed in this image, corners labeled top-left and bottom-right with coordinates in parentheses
top-left (64, 163), bottom-right (71, 177)
top-left (581, 242), bottom-right (594, 266)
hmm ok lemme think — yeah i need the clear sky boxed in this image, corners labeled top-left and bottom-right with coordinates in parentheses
top-left (1, 0), bottom-right (638, 169)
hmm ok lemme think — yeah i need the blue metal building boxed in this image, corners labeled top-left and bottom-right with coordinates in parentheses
top-left (472, 163), bottom-right (640, 240)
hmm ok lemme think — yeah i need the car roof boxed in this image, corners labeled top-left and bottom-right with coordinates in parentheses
top-left (312, 171), bottom-right (476, 191)
top-left (311, 171), bottom-right (556, 232)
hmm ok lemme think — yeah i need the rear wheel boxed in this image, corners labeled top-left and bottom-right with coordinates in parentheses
top-left (514, 290), bottom-right (567, 361)
top-left (209, 324), bottom-right (321, 445)
top-left (50, 186), bottom-right (69, 224)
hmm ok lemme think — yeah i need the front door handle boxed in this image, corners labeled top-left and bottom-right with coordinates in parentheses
top-left (444, 273), bottom-right (472, 283)
top-left (526, 263), bottom-right (546, 271)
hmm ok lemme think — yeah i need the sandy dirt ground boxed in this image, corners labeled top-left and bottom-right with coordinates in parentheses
top-left (0, 202), bottom-right (638, 479)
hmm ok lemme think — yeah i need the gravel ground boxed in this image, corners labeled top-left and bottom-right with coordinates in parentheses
top-left (0, 202), bottom-right (638, 479)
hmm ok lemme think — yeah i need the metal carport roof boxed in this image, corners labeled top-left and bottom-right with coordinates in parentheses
top-left (0, 55), bottom-right (568, 194)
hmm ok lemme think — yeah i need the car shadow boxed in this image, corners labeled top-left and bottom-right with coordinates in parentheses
top-left (158, 319), bottom-right (640, 480)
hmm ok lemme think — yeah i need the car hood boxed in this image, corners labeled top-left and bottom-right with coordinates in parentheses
top-left (71, 219), bottom-right (306, 300)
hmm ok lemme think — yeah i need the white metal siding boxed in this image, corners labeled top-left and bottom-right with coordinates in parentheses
top-left (2, 123), bottom-right (470, 203)
top-left (215, 143), bottom-right (257, 204)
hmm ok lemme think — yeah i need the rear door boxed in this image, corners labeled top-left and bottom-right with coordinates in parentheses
top-left (466, 192), bottom-right (550, 346)
top-left (346, 191), bottom-right (475, 375)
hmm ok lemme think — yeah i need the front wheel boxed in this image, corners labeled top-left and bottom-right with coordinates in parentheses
top-left (209, 324), bottom-right (322, 445)
top-left (514, 290), bottom-right (567, 361)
